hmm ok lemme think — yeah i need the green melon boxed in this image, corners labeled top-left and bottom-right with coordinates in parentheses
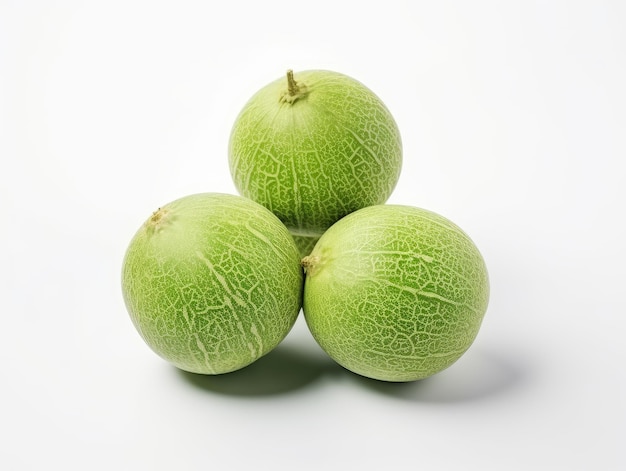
top-left (228, 69), bottom-right (402, 244)
top-left (121, 193), bottom-right (303, 375)
top-left (302, 204), bottom-right (489, 382)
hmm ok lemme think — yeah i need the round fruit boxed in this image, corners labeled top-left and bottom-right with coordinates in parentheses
top-left (121, 193), bottom-right (303, 375)
top-left (302, 205), bottom-right (489, 382)
top-left (228, 69), bottom-right (402, 241)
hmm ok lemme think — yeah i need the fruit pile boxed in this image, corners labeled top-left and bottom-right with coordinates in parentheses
top-left (121, 69), bottom-right (489, 382)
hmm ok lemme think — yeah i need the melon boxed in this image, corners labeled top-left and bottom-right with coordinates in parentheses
top-left (302, 204), bottom-right (489, 382)
top-left (121, 193), bottom-right (303, 374)
top-left (228, 69), bottom-right (402, 252)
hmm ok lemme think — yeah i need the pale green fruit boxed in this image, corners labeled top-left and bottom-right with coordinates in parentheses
top-left (229, 69), bottom-right (402, 241)
top-left (302, 205), bottom-right (489, 382)
top-left (121, 193), bottom-right (303, 375)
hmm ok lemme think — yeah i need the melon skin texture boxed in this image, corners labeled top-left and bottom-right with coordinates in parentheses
top-left (228, 69), bottom-right (402, 244)
top-left (302, 205), bottom-right (489, 382)
top-left (121, 193), bottom-right (303, 375)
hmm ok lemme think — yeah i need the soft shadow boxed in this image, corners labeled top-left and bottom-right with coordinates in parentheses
top-left (176, 344), bottom-right (332, 397)
top-left (352, 347), bottom-right (529, 403)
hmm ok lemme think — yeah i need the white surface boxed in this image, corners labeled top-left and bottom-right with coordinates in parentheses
top-left (1, 1), bottom-right (624, 470)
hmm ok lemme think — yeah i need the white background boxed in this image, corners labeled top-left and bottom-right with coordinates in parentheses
top-left (1, 1), bottom-right (624, 469)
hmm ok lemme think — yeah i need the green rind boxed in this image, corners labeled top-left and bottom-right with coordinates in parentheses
top-left (121, 193), bottom-right (303, 374)
top-left (302, 205), bottom-right (489, 382)
top-left (229, 69), bottom-right (402, 238)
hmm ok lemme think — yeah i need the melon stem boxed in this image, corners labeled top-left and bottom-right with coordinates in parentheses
top-left (281, 69), bottom-right (308, 104)
top-left (145, 207), bottom-right (170, 234)
top-left (287, 70), bottom-right (300, 96)
top-left (300, 255), bottom-right (320, 275)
